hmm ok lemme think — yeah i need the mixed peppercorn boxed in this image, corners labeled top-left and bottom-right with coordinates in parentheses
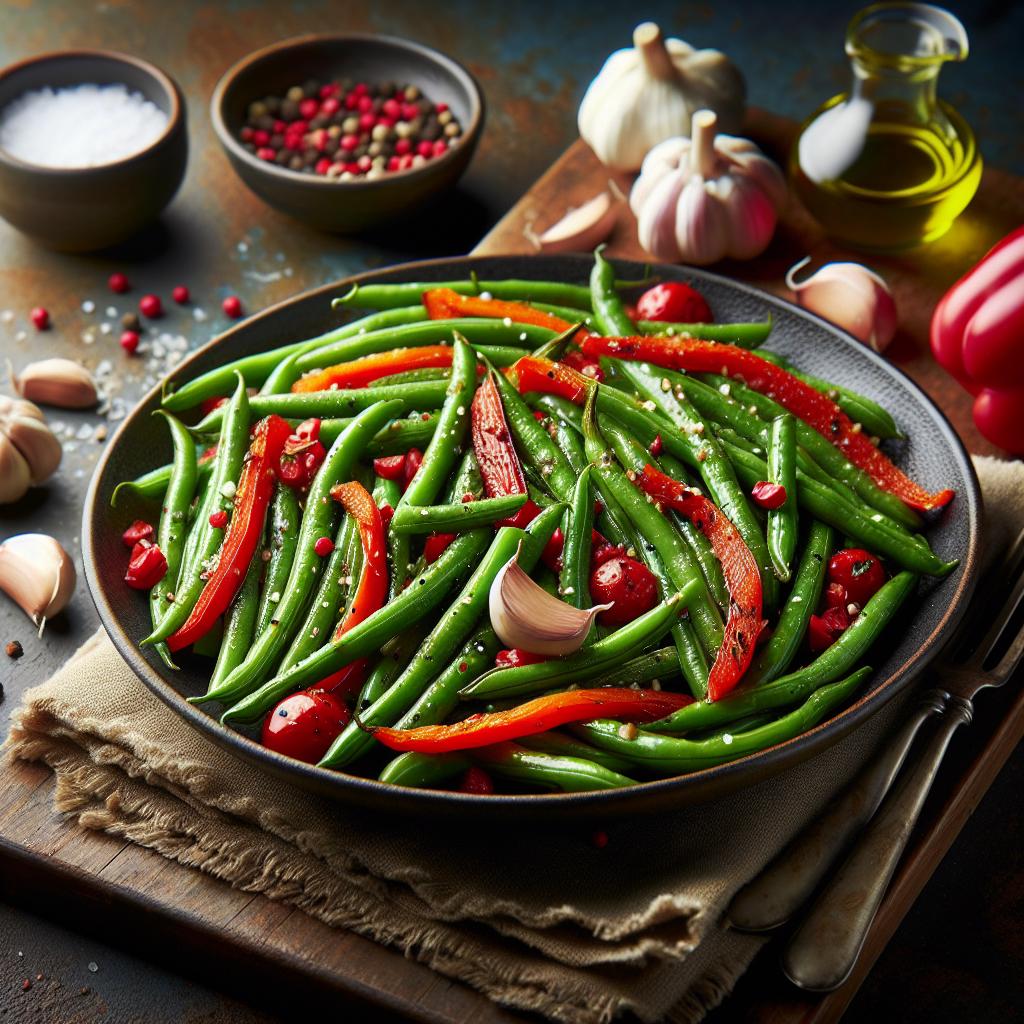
top-left (237, 77), bottom-right (463, 180)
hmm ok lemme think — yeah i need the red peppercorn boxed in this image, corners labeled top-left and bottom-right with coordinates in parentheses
top-left (124, 539), bottom-right (168, 590)
top-left (750, 481), bottom-right (788, 509)
top-left (172, 285), bottom-right (190, 304)
top-left (344, 92), bottom-right (359, 110)
top-left (209, 509), bottom-right (228, 529)
top-left (252, 129), bottom-right (270, 147)
top-left (649, 433), bottom-right (663, 457)
top-left (120, 329), bottom-right (140, 354)
top-left (314, 536), bottom-right (335, 557)
top-left (122, 519), bottom-right (154, 547)
top-left (222, 295), bottom-right (243, 319)
top-left (357, 95), bottom-right (374, 113)
top-left (139, 294), bottom-right (163, 319)
top-left (393, 138), bottom-right (411, 156)
top-left (340, 134), bottom-right (358, 152)
top-left (273, 119), bottom-right (287, 134)
top-left (298, 98), bottom-right (319, 120)
top-left (458, 766), bottom-right (494, 795)
top-left (256, 147), bottom-right (276, 161)
top-left (416, 140), bottom-right (433, 158)
top-left (399, 154), bottom-right (414, 170)
top-left (108, 271), bottom-right (130, 294)
top-left (435, 102), bottom-right (449, 114)
top-left (357, 155), bottom-right (372, 172)
top-left (358, 112), bottom-right (375, 131)
top-left (423, 532), bottom-right (456, 564)
top-left (591, 830), bottom-right (609, 849)
top-left (315, 157), bottom-right (331, 175)
top-left (30, 307), bottom-right (49, 330)
top-left (319, 83), bottom-right (340, 99)
top-left (401, 102), bottom-right (420, 121)
top-left (382, 98), bottom-right (401, 120)
top-left (321, 97), bottom-right (341, 116)
top-left (240, 126), bottom-right (254, 142)
top-left (353, 82), bottom-right (368, 95)
top-left (432, 140), bottom-right (448, 157)
top-left (387, 156), bottom-right (401, 172)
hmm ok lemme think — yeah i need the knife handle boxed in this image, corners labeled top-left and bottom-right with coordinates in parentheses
top-left (781, 695), bottom-right (973, 992)
top-left (728, 687), bottom-right (948, 933)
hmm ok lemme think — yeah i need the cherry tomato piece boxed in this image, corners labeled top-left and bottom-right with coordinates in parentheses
top-left (824, 582), bottom-right (848, 609)
top-left (494, 648), bottom-right (548, 669)
top-left (827, 548), bottom-right (886, 606)
top-left (750, 481), bottom-right (788, 509)
top-left (423, 532), bottom-right (456, 563)
top-left (590, 556), bottom-right (658, 626)
top-left (373, 454), bottom-right (406, 479)
top-left (808, 605), bottom-right (851, 652)
top-left (402, 447), bottom-right (424, 491)
top-left (124, 539), bottom-right (167, 590)
top-left (635, 282), bottom-right (713, 324)
top-left (122, 519), bottom-right (154, 548)
top-left (262, 689), bottom-right (351, 764)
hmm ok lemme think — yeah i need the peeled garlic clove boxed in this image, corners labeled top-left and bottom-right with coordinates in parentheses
top-left (785, 257), bottom-right (897, 353)
top-left (6, 414), bottom-right (62, 483)
top-left (0, 434), bottom-right (32, 503)
top-left (0, 533), bottom-right (76, 633)
top-left (489, 544), bottom-right (611, 656)
top-left (13, 358), bottom-right (98, 409)
top-left (538, 191), bottom-right (618, 253)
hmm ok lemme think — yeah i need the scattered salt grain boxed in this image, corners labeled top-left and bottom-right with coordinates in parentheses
top-left (0, 85), bottom-right (168, 168)
top-left (81, 300), bottom-right (95, 313)
top-left (106, 306), bottom-right (118, 318)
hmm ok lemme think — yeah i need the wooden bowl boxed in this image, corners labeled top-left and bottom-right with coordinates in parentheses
top-left (210, 34), bottom-right (484, 233)
top-left (0, 49), bottom-right (187, 251)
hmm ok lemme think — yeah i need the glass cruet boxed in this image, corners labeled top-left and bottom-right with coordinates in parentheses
top-left (791, 2), bottom-right (982, 250)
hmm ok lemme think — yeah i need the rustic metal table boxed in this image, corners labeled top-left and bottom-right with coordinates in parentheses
top-left (1, 2), bottom-right (1022, 1022)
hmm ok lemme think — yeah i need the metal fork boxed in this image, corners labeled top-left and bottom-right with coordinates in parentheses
top-left (728, 528), bottom-right (1024, 992)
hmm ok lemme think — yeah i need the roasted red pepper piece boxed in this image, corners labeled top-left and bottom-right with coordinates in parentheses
top-left (511, 355), bottom-right (592, 404)
top-left (291, 345), bottom-right (454, 393)
top-left (750, 481), bottom-right (788, 509)
top-left (589, 556), bottom-right (658, 627)
top-left (471, 372), bottom-right (540, 528)
top-left (167, 415), bottom-right (292, 651)
top-left (314, 480), bottom-right (390, 694)
top-left (277, 417), bottom-right (326, 491)
top-left (422, 288), bottom-right (579, 333)
top-left (638, 465), bottom-right (764, 701)
top-left (423, 532), bottom-right (457, 563)
top-left (366, 687), bottom-right (692, 753)
top-left (579, 335), bottom-right (954, 512)
top-left (122, 519), bottom-right (154, 548)
top-left (125, 539), bottom-right (167, 590)
top-left (373, 453), bottom-right (406, 480)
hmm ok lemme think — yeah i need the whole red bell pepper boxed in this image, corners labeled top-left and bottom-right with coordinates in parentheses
top-left (471, 372), bottom-right (540, 528)
top-left (291, 345), bottom-right (453, 393)
top-left (931, 226), bottom-right (1024, 453)
top-left (167, 414), bottom-right (292, 652)
top-left (637, 465), bottom-right (763, 701)
top-left (578, 337), bottom-right (954, 513)
top-left (365, 687), bottom-right (691, 753)
top-left (422, 288), bottom-right (581, 334)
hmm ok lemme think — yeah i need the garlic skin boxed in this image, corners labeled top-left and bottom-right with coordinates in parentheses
top-left (489, 545), bottom-right (611, 656)
top-left (537, 191), bottom-right (618, 254)
top-left (0, 395), bottom-right (62, 502)
top-left (13, 358), bottom-right (98, 409)
top-left (631, 109), bottom-right (787, 265)
top-left (0, 534), bottom-right (76, 634)
top-left (578, 22), bottom-right (746, 173)
top-left (785, 256), bottom-right (898, 353)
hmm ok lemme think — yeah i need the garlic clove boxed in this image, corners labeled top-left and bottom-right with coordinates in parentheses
top-left (6, 414), bottom-right (62, 484)
top-left (786, 257), bottom-right (898, 352)
top-left (538, 191), bottom-right (618, 253)
top-left (0, 533), bottom-right (76, 634)
top-left (0, 434), bottom-right (32, 503)
top-left (12, 358), bottom-right (98, 409)
top-left (489, 544), bottom-right (611, 656)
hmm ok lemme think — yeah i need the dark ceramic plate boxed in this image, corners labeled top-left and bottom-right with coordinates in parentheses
top-left (83, 255), bottom-right (982, 819)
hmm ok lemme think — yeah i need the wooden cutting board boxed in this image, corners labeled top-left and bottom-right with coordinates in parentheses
top-left (2, 109), bottom-right (1023, 1024)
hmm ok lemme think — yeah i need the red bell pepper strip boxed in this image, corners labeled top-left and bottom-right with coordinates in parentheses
top-left (579, 335), bottom-right (954, 512)
top-left (471, 372), bottom-right (540, 528)
top-left (314, 480), bottom-right (390, 694)
top-left (637, 465), bottom-right (763, 701)
top-left (167, 415), bottom-right (292, 652)
top-left (511, 355), bottom-right (592, 403)
top-left (365, 687), bottom-right (692, 753)
top-left (422, 288), bottom-right (581, 334)
top-left (291, 345), bottom-right (453, 393)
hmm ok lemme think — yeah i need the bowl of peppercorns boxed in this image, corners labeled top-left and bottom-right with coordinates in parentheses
top-left (211, 34), bottom-right (483, 233)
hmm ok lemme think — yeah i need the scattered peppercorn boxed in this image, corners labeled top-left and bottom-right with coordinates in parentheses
top-left (30, 307), bottom-right (49, 330)
top-left (121, 311), bottom-right (141, 331)
top-left (22, 979), bottom-right (31, 992)
top-left (108, 271), bottom-right (130, 293)
top-left (209, 509), bottom-right (229, 529)
top-left (222, 295), bottom-right (243, 319)
top-left (172, 285), bottom-right (190, 304)
top-left (6, 640), bottom-right (23, 658)
top-left (591, 830), bottom-right (609, 849)
top-left (139, 294), bottom-right (163, 319)
top-left (120, 330), bottom-right (140, 354)
top-left (313, 536), bottom-right (334, 557)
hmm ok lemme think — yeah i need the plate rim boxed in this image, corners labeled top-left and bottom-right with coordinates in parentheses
top-left (82, 253), bottom-right (983, 814)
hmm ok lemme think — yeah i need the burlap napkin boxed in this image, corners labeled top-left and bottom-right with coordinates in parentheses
top-left (5, 456), bottom-right (1016, 1024)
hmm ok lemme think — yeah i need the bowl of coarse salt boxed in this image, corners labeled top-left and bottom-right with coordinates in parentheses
top-left (0, 50), bottom-right (187, 251)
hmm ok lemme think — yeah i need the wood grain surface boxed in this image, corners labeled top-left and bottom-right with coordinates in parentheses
top-left (2, 108), bottom-right (1023, 1024)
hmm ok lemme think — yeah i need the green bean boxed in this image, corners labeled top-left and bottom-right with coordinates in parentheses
top-left (335, 279), bottom-right (599, 311)
top-left (443, 448), bottom-right (483, 503)
top-left (636, 318), bottom-right (774, 348)
top-left (518, 732), bottom-right (637, 775)
top-left (588, 645), bottom-right (682, 688)
top-left (756, 350), bottom-right (902, 439)
top-left (574, 669), bottom-right (868, 773)
top-left (590, 248), bottom-right (636, 336)
top-left (191, 380), bottom-right (448, 435)
top-left (560, 466), bottom-right (594, 611)
top-left (474, 743), bottom-right (638, 792)
top-left (148, 412), bottom-right (198, 669)
top-left (647, 571), bottom-right (916, 734)
top-left (145, 374), bottom-right (251, 644)
top-left (530, 302), bottom-right (598, 328)
top-left (362, 414), bottom-right (438, 455)
top-left (528, 392), bottom-right (583, 432)
top-left (767, 413), bottom-right (798, 581)
top-left (531, 321), bottom-right (585, 361)
top-left (371, 367), bottom-right (450, 386)
top-left (254, 484), bottom-right (301, 638)
top-left (460, 588), bottom-right (690, 701)
top-left (378, 750), bottom-right (471, 788)
top-left (218, 528), bottom-right (493, 722)
top-left (355, 630), bottom-right (430, 713)
top-left (390, 494), bottom-right (527, 534)
top-left (209, 551), bottom-right (262, 688)
top-left (199, 399), bottom-right (405, 705)
top-left (324, 507), bottom-right (563, 767)
top-left (750, 522), bottom-right (833, 685)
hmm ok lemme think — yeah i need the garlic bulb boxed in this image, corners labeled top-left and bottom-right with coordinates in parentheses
top-left (489, 544), bottom-right (610, 656)
top-left (785, 256), bottom-right (898, 353)
top-left (536, 190), bottom-right (619, 254)
top-left (0, 395), bottom-right (62, 502)
top-left (631, 109), bottom-right (787, 265)
top-left (0, 533), bottom-right (76, 634)
top-left (12, 358), bottom-right (97, 409)
top-left (578, 22), bottom-right (746, 172)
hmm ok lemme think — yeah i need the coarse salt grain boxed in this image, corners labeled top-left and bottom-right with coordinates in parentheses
top-left (0, 84), bottom-right (168, 168)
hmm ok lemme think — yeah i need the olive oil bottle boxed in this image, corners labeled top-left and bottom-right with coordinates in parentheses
top-left (792, 2), bottom-right (981, 250)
